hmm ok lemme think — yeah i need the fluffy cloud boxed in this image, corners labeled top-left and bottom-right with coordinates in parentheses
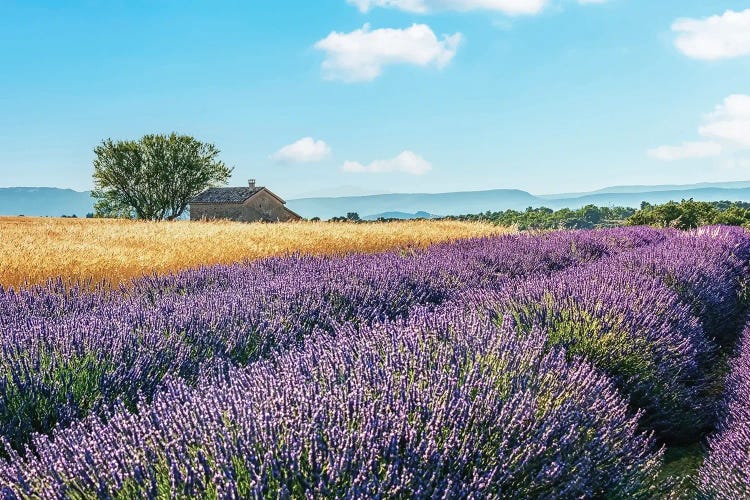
top-left (347, 0), bottom-right (546, 15)
top-left (647, 141), bottom-right (723, 161)
top-left (342, 151), bottom-right (433, 175)
top-left (649, 95), bottom-right (750, 161)
top-left (271, 137), bottom-right (331, 163)
top-left (672, 9), bottom-right (750, 60)
top-left (348, 0), bottom-right (427, 12)
top-left (347, 0), bottom-right (605, 14)
top-left (699, 94), bottom-right (750, 147)
top-left (315, 24), bottom-right (461, 82)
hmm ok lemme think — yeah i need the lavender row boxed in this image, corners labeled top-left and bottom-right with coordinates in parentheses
top-left (0, 228), bottom-right (664, 451)
top-left (617, 226), bottom-right (750, 347)
top-left (0, 308), bottom-right (664, 499)
top-left (127, 225), bottom-right (669, 301)
top-left (698, 321), bottom-right (750, 498)
top-left (1, 226), bottom-right (746, 495)
top-left (466, 226), bottom-right (750, 443)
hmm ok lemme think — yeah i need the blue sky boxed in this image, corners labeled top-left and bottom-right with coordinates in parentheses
top-left (1, 0), bottom-right (749, 198)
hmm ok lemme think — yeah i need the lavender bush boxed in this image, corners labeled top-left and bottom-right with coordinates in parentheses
top-left (469, 227), bottom-right (750, 443)
top-left (474, 261), bottom-right (713, 442)
top-left (615, 226), bottom-right (750, 347)
top-left (0, 308), bottom-right (663, 499)
top-left (698, 321), bottom-right (750, 499)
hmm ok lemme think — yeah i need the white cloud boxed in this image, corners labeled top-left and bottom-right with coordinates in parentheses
top-left (347, 0), bottom-right (547, 14)
top-left (648, 141), bottom-right (723, 161)
top-left (314, 24), bottom-right (461, 82)
top-left (725, 157), bottom-right (750, 170)
top-left (348, 0), bottom-right (427, 12)
top-left (342, 151), bottom-right (433, 175)
top-left (271, 137), bottom-right (331, 163)
top-left (699, 94), bottom-right (750, 147)
top-left (347, 0), bottom-right (607, 14)
top-left (672, 9), bottom-right (750, 60)
top-left (649, 95), bottom-right (750, 161)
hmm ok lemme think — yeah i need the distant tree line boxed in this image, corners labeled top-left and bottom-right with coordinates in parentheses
top-left (625, 199), bottom-right (750, 230)
top-left (329, 212), bottom-right (362, 223)
top-left (439, 200), bottom-right (750, 230)
top-left (326, 213), bottom-right (436, 223)
top-left (441, 205), bottom-right (636, 230)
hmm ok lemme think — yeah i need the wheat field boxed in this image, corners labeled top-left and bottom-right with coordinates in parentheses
top-left (0, 217), bottom-right (512, 289)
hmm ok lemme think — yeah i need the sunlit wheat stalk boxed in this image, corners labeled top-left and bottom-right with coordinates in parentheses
top-left (0, 217), bottom-right (512, 289)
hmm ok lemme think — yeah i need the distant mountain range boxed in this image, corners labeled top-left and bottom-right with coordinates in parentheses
top-left (1, 181), bottom-right (750, 219)
top-left (536, 180), bottom-right (750, 199)
top-left (287, 183), bottom-right (750, 220)
top-left (0, 188), bottom-right (95, 217)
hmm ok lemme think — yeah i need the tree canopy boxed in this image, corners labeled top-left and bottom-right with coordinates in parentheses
top-left (626, 199), bottom-right (750, 229)
top-left (442, 205), bottom-right (635, 230)
top-left (439, 200), bottom-right (750, 230)
top-left (92, 133), bottom-right (232, 220)
top-left (330, 212), bottom-right (362, 223)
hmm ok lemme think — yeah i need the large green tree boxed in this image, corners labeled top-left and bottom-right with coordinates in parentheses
top-left (92, 133), bottom-right (233, 220)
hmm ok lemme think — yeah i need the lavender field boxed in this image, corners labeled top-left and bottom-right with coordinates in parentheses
top-left (1, 226), bottom-right (749, 498)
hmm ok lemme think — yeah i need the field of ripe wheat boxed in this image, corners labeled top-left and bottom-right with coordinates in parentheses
top-left (0, 217), bottom-right (511, 289)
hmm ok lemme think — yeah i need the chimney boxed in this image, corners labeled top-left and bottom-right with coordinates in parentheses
top-left (248, 179), bottom-right (256, 188)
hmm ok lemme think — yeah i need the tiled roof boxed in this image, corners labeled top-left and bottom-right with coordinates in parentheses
top-left (190, 187), bottom-right (263, 204)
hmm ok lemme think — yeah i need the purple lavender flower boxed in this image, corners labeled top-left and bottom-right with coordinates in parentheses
top-left (698, 320), bottom-right (750, 498)
top-left (0, 308), bottom-right (663, 498)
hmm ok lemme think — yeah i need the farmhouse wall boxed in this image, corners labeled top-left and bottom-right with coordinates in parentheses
top-left (190, 190), bottom-right (300, 222)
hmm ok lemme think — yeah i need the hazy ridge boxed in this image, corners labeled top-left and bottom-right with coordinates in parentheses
top-left (2, 182), bottom-right (750, 219)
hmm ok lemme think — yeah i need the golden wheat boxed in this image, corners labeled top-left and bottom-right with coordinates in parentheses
top-left (0, 217), bottom-right (512, 289)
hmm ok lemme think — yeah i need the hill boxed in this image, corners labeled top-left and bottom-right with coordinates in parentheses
top-left (286, 190), bottom-right (541, 220)
top-left (543, 188), bottom-right (750, 211)
top-left (0, 188), bottom-right (94, 217)
top-left (1, 183), bottom-right (750, 219)
top-left (540, 181), bottom-right (750, 199)
top-left (287, 184), bottom-right (750, 219)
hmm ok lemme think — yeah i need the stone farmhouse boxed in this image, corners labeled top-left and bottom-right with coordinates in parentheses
top-left (189, 180), bottom-right (302, 222)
